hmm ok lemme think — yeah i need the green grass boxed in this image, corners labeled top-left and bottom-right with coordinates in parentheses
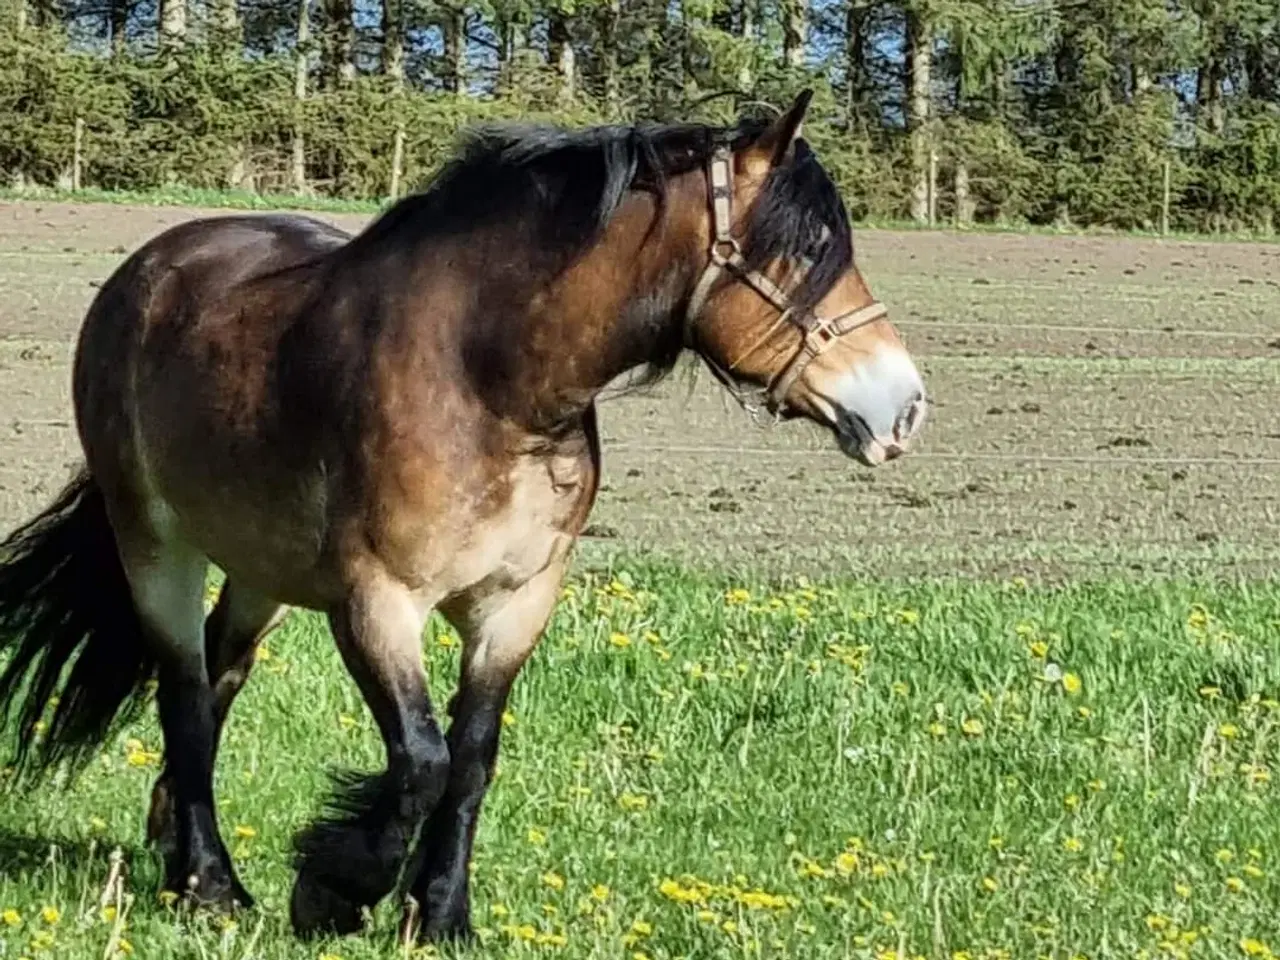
top-left (3, 559), bottom-right (1280, 959)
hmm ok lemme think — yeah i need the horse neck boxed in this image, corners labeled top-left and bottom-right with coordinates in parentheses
top-left (474, 185), bottom-right (706, 431)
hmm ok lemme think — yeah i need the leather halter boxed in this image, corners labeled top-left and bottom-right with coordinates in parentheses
top-left (683, 144), bottom-right (889, 417)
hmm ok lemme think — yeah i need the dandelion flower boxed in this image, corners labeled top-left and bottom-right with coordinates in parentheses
top-left (39, 907), bottom-right (59, 926)
top-left (980, 876), bottom-right (998, 892)
top-left (234, 825), bottom-right (257, 839)
top-left (1240, 939), bottom-right (1272, 957)
top-left (2, 909), bottom-right (20, 927)
top-left (541, 871), bottom-right (565, 891)
top-left (1220, 723), bottom-right (1241, 740)
top-left (1062, 837), bottom-right (1083, 853)
top-left (610, 633), bottom-right (632, 649)
top-left (527, 827), bottom-right (547, 846)
top-left (1226, 876), bottom-right (1245, 893)
top-left (961, 718), bottom-right (984, 737)
top-left (1062, 672), bottom-right (1082, 695)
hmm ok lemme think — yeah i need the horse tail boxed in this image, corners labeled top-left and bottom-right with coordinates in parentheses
top-left (0, 467), bottom-right (156, 785)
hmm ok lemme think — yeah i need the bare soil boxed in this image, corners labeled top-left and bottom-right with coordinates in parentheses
top-left (1, 199), bottom-right (1276, 579)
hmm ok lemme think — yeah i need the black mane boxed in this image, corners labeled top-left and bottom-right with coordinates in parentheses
top-left (361, 117), bottom-right (854, 315)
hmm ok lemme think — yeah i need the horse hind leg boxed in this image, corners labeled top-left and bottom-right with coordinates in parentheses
top-left (148, 579), bottom-right (286, 870)
top-left (290, 572), bottom-right (450, 938)
top-left (117, 528), bottom-right (252, 910)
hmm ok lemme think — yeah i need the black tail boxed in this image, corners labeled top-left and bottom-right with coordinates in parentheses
top-left (0, 468), bottom-right (156, 783)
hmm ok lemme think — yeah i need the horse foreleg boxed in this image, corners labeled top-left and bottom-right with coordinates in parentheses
top-left (290, 573), bottom-right (450, 938)
top-left (402, 561), bottom-right (567, 942)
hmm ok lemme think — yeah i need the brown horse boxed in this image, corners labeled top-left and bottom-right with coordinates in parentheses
top-left (0, 91), bottom-right (926, 942)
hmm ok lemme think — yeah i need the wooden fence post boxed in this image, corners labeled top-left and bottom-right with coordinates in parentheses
top-left (1160, 159), bottom-right (1171, 236)
top-left (73, 116), bottom-right (84, 191)
top-left (389, 122), bottom-right (405, 201)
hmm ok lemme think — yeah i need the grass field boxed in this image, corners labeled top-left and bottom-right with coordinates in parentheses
top-left (0, 195), bottom-right (1278, 959)
top-left (3, 561), bottom-right (1280, 960)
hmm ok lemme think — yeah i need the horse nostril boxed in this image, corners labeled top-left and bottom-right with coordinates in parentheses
top-left (894, 392), bottom-right (925, 443)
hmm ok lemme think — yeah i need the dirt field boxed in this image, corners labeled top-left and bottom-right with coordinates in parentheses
top-left (1, 200), bottom-right (1276, 579)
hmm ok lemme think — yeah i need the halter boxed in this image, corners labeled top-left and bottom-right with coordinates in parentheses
top-left (683, 144), bottom-right (889, 418)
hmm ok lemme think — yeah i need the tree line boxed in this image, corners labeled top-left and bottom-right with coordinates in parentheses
top-left (2, 0), bottom-right (1278, 233)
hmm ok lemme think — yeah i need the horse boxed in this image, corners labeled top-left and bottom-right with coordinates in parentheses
top-left (0, 90), bottom-right (927, 943)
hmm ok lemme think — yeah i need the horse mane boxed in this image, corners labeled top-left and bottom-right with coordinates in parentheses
top-left (357, 116), bottom-right (854, 318)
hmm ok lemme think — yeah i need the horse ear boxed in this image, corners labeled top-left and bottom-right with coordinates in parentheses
top-left (756, 89), bottom-right (813, 168)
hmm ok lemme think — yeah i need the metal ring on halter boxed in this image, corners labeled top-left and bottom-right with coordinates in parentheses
top-left (684, 145), bottom-right (889, 416)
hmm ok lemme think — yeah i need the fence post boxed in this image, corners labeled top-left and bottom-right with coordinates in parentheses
top-left (1160, 159), bottom-right (1171, 236)
top-left (927, 146), bottom-right (938, 227)
top-left (389, 122), bottom-right (405, 201)
top-left (73, 116), bottom-right (84, 192)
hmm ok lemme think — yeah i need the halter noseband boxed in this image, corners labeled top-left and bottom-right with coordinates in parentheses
top-left (683, 144), bottom-right (889, 416)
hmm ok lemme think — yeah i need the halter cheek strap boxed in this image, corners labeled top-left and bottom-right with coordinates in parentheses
top-left (684, 145), bottom-right (889, 415)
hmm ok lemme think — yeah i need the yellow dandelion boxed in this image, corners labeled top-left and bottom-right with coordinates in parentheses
top-left (117, 939), bottom-right (133, 955)
top-left (617, 792), bottom-right (649, 811)
top-left (1146, 914), bottom-right (1171, 932)
top-left (696, 909), bottom-right (718, 924)
top-left (1240, 939), bottom-right (1272, 957)
top-left (725, 588), bottom-right (751, 605)
top-left (234, 825), bottom-right (256, 839)
top-left (1065, 793), bottom-right (1081, 811)
top-left (835, 851), bottom-right (859, 875)
top-left (1174, 883), bottom-right (1192, 898)
top-left (961, 717), bottom-right (984, 737)
top-left (39, 907), bottom-right (59, 926)
top-left (527, 827), bottom-right (547, 846)
top-left (1219, 723), bottom-right (1241, 740)
top-left (2, 908), bottom-right (20, 926)
top-left (980, 876), bottom-right (998, 893)
top-left (490, 904), bottom-right (509, 919)
top-left (927, 721), bottom-right (947, 737)
top-left (1062, 672), bottom-right (1082, 695)
top-left (88, 816), bottom-right (107, 832)
top-left (541, 871), bottom-right (565, 891)
top-left (319, 954), bottom-right (345, 960)
top-left (590, 884), bottom-right (610, 902)
top-left (100, 905), bottom-right (117, 923)
top-left (1062, 837), bottom-right (1083, 853)
top-left (1028, 640), bottom-right (1049, 659)
top-left (1217, 848), bottom-right (1236, 863)
top-left (436, 632), bottom-right (459, 649)
top-left (609, 632), bottom-right (632, 649)
top-left (1226, 876), bottom-right (1245, 893)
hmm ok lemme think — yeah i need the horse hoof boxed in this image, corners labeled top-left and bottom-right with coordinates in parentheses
top-left (163, 872), bottom-right (256, 914)
top-left (290, 872), bottom-right (365, 939)
top-left (408, 905), bottom-right (474, 945)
